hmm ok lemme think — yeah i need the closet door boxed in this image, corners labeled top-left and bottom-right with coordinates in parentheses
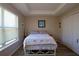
top-left (62, 16), bottom-right (74, 48)
top-left (66, 16), bottom-right (74, 48)
top-left (72, 13), bottom-right (79, 54)
top-left (62, 18), bottom-right (68, 44)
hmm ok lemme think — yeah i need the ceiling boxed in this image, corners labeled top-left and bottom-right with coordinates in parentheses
top-left (28, 3), bottom-right (60, 10)
top-left (11, 3), bottom-right (79, 16)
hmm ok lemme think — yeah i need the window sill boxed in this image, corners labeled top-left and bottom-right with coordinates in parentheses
top-left (0, 39), bottom-right (18, 51)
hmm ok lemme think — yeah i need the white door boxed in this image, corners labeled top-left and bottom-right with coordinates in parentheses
top-left (61, 16), bottom-right (74, 48)
top-left (62, 18), bottom-right (68, 44)
top-left (72, 13), bottom-right (79, 54)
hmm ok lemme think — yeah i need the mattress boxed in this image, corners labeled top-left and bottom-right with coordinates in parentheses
top-left (23, 33), bottom-right (57, 50)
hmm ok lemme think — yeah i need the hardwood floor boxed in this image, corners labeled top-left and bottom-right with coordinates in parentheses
top-left (12, 42), bottom-right (78, 56)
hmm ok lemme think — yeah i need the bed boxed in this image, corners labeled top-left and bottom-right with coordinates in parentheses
top-left (23, 31), bottom-right (57, 55)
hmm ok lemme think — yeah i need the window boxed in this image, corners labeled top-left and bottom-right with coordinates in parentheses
top-left (0, 7), bottom-right (2, 27)
top-left (0, 7), bottom-right (2, 47)
top-left (0, 7), bottom-right (18, 49)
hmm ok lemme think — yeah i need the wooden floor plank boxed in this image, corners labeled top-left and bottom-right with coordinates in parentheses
top-left (12, 42), bottom-right (78, 56)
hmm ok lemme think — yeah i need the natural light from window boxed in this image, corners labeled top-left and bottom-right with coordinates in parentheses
top-left (0, 7), bottom-right (18, 49)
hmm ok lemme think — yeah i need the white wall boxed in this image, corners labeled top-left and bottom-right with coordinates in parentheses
top-left (60, 6), bottom-right (79, 54)
top-left (0, 4), bottom-right (25, 56)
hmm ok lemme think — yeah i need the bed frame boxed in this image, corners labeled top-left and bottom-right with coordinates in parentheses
top-left (23, 46), bottom-right (56, 56)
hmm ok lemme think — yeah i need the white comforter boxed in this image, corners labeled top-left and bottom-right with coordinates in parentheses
top-left (23, 34), bottom-right (57, 50)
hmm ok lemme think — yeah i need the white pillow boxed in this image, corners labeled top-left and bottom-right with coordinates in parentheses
top-left (39, 31), bottom-right (47, 34)
top-left (30, 31), bottom-right (39, 34)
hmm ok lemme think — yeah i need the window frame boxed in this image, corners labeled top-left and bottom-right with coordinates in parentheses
top-left (0, 6), bottom-right (19, 51)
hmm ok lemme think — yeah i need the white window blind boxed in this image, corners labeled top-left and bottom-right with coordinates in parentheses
top-left (0, 7), bottom-right (3, 47)
top-left (0, 7), bottom-right (2, 27)
top-left (0, 7), bottom-right (18, 48)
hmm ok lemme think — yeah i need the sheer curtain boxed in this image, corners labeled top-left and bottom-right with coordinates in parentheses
top-left (0, 7), bottom-right (18, 48)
